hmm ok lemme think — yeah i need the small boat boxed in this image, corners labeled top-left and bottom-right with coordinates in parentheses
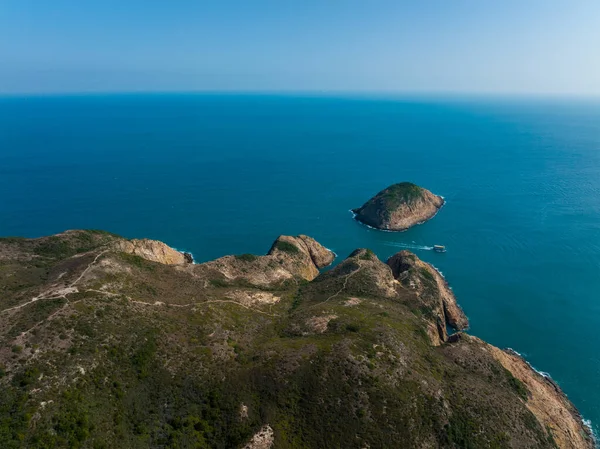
top-left (433, 245), bottom-right (446, 253)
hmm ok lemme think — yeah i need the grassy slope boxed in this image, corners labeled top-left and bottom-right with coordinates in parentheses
top-left (0, 232), bottom-right (557, 449)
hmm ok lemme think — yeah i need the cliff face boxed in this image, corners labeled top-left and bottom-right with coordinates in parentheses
top-left (113, 238), bottom-right (192, 265)
top-left (487, 343), bottom-right (592, 449)
top-left (445, 333), bottom-right (594, 449)
top-left (267, 234), bottom-right (335, 279)
top-left (352, 182), bottom-right (444, 231)
top-left (0, 230), bottom-right (593, 449)
top-left (387, 250), bottom-right (468, 345)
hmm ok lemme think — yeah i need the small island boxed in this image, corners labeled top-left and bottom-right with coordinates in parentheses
top-left (352, 182), bottom-right (444, 231)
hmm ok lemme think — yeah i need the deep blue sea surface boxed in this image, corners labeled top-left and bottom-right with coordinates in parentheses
top-left (1, 94), bottom-right (599, 433)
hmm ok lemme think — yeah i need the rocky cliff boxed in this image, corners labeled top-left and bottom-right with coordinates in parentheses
top-left (352, 182), bottom-right (444, 231)
top-left (387, 250), bottom-right (468, 345)
top-left (0, 230), bottom-right (593, 449)
top-left (196, 234), bottom-right (335, 289)
top-left (113, 238), bottom-right (193, 265)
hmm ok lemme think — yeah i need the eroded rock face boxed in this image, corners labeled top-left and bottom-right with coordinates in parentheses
top-left (447, 334), bottom-right (595, 449)
top-left (113, 239), bottom-right (190, 265)
top-left (352, 182), bottom-right (444, 231)
top-left (296, 234), bottom-right (335, 268)
top-left (197, 235), bottom-right (335, 289)
top-left (267, 235), bottom-right (335, 280)
top-left (387, 250), bottom-right (468, 345)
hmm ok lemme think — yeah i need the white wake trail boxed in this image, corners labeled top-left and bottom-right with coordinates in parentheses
top-left (383, 242), bottom-right (434, 251)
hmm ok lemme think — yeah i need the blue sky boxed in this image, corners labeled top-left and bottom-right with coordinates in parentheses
top-left (1, 0), bottom-right (599, 94)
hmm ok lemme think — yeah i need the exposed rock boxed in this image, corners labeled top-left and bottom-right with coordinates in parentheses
top-left (113, 239), bottom-right (190, 265)
top-left (387, 250), bottom-right (468, 345)
top-left (305, 314), bottom-right (338, 334)
top-left (268, 235), bottom-right (334, 280)
top-left (239, 403), bottom-right (249, 419)
top-left (225, 290), bottom-right (280, 306)
top-left (343, 297), bottom-right (362, 306)
top-left (243, 425), bottom-right (274, 449)
top-left (199, 254), bottom-right (294, 288)
top-left (352, 182), bottom-right (444, 231)
top-left (196, 235), bottom-right (335, 289)
top-left (296, 234), bottom-right (335, 268)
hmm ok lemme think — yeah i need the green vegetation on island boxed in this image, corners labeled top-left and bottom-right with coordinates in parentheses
top-left (352, 182), bottom-right (445, 231)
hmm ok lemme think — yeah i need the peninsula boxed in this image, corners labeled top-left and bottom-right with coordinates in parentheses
top-left (352, 182), bottom-right (444, 231)
top-left (0, 230), bottom-right (593, 448)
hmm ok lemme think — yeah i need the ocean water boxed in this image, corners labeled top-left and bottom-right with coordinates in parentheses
top-left (1, 94), bottom-right (599, 433)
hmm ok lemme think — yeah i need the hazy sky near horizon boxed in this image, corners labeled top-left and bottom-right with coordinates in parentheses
top-left (1, 0), bottom-right (599, 95)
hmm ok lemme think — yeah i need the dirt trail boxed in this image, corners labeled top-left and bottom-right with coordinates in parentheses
top-left (87, 288), bottom-right (280, 317)
top-left (69, 250), bottom-right (108, 287)
top-left (311, 261), bottom-right (363, 308)
top-left (1, 249), bottom-right (280, 321)
top-left (0, 250), bottom-right (107, 315)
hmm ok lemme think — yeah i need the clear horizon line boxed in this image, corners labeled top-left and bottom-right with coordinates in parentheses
top-left (1, 89), bottom-right (599, 99)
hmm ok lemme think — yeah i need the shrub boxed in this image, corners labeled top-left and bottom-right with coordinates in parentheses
top-left (132, 334), bottom-right (157, 379)
top-left (235, 254), bottom-right (258, 262)
top-left (34, 237), bottom-right (72, 258)
top-left (359, 249), bottom-right (375, 261)
top-left (381, 183), bottom-right (424, 207)
top-left (505, 370), bottom-right (529, 401)
top-left (120, 253), bottom-right (155, 271)
top-left (419, 268), bottom-right (435, 282)
top-left (276, 241), bottom-right (300, 254)
top-left (346, 323), bottom-right (360, 333)
top-left (209, 279), bottom-right (229, 288)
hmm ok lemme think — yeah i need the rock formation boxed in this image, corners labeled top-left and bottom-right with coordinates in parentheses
top-left (113, 238), bottom-right (192, 265)
top-left (195, 234), bottom-right (335, 289)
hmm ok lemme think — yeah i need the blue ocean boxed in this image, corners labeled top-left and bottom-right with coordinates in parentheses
top-left (1, 94), bottom-right (599, 433)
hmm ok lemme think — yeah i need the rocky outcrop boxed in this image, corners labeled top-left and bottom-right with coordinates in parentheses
top-left (352, 182), bottom-right (444, 231)
top-left (313, 248), bottom-right (400, 300)
top-left (387, 250), bottom-right (468, 345)
top-left (243, 425), bottom-right (274, 449)
top-left (113, 239), bottom-right (191, 265)
top-left (296, 235), bottom-right (335, 268)
top-left (224, 290), bottom-right (280, 306)
top-left (267, 235), bottom-right (334, 280)
top-left (197, 235), bottom-right (335, 289)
